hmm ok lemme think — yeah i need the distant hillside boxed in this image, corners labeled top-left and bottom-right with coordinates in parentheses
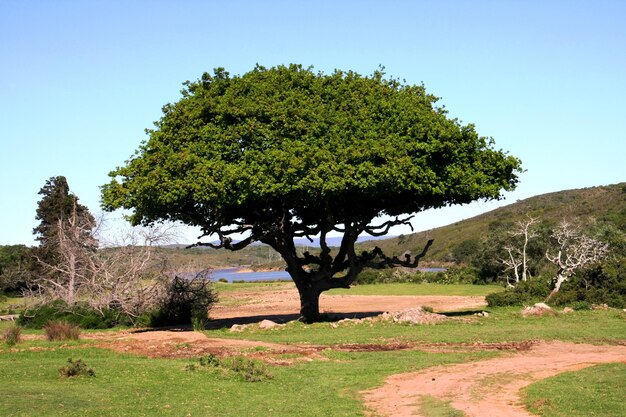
top-left (356, 182), bottom-right (626, 263)
top-left (161, 182), bottom-right (625, 269)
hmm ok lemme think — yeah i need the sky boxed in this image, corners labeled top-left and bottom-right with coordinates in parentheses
top-left (1, 0), bottom-right (625, 246)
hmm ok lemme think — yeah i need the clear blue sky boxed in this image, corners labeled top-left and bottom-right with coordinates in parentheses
top-left (1, 0), bottom-right (625, 246)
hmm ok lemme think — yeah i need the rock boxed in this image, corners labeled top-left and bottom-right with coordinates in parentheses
top-left (521, 303), bottom-right (555, 316)
top-left (591, 303), bottom-right (609, 311)
top-left (330, 322), bottom-right (338, 329)
top-left (258, 319), bottom-right (279, 329)
top-left (562, 307), bottom-right (574, 313)
top-left (474, 311), bottom-right (489, 317)
top-left (382, 307), bottom-right (447, 325)
top-left (230, 324), bottom-right (246, 332)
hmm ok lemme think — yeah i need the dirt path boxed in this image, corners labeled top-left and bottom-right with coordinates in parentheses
top-left (363, 341), bottom-right (626, 417)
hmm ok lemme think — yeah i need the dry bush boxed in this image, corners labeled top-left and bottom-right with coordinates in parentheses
top-left (3, 325), bottom-right (22, 346)
top-left (43, 321), bottom-right (80, 341)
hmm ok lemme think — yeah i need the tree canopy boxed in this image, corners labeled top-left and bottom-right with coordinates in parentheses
top-left (102, 64), bottom-right (522, 321)
top-left (34, 176), bottom-right (96, 264)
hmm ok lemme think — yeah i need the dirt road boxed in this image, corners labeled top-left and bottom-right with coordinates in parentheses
top-left (363, 341), bottom-right (626, 417)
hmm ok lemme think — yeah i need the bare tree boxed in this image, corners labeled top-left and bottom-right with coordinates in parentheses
top-left (545, 220), bottom-right (609, 299)
top-left (32, 200), bottom-right (97, 304)
top-left (499, 216), bottom-right (538, 286)
top-left (85, 222), bottom-right (179, 322)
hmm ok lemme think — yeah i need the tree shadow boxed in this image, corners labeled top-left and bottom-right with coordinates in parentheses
top-left (205, 310), bottom-right (384, 330)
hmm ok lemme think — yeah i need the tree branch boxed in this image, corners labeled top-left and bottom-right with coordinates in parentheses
top-left (363, 216), bottom-right (414, 237)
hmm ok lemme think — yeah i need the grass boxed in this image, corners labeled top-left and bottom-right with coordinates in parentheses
top-left (523, 363), bottom-right (626, 417)
top-left (215, 281), bottom-right (502, 297)
top-left (206, 308), bottom-right (626, 345)
top-left (416, 395), bottom-right (466, 417)
top-left (0, 295), bottom-right (25, 315)
top-left (328, 283), bottom-right (503, 297)
top-left (0, 346), bottom-right (489, 417)
top-left (215, 281), bottom-right (292, 293)
top-left (2, 282), bottom-right (624, 416)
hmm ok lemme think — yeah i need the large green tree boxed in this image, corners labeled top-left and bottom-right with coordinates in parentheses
top-left (102, 65), bottom-right (522, 322)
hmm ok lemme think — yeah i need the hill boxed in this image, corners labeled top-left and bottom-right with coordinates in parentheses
top-left (356, 182), bottom-right (626, 263)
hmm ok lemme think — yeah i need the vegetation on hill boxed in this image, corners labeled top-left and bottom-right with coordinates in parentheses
top-left (361, 182), bottom-right (626, 263)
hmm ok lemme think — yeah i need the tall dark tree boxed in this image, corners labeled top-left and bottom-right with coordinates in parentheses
top-left (34, 176), bottom-right (95, 259)
top-left (102, 65), bottom-right (522, 322)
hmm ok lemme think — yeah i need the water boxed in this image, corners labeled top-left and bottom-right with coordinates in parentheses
top-left (209, 267), bottom-right (447, 283)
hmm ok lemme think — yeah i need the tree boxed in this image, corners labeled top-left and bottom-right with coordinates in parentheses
top-left (545, 220), bottom-right (609, 299)
top-left (31, 176), bottom-right (97, 304)
top-left (499, 215), bottom-right (538, 285)
top-left (33, 176), bottom-right (96, 266)
top-left (102, 65), bottom-right (522, 322)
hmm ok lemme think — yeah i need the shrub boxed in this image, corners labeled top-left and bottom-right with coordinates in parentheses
top-left (221, 356), bottom-right (273, 382)
top-left (149, 276), bottom-right (217, 327)
top-left (571, 301), bottom-right (592, 311)
top-left (486, 277), bottom-right (551, 307)
top-left (58, 358), bottom-right (95, 378)
top-left (486, 290), bottom-right (527, 307)
top-left (185, 354), bottom-right (270, 382)
top-left (43, 321), bottom-right (80, 341)
top-left (19, 300), bottom-right (132, 329)
top-left (3, 325), bottom-right (22, 346)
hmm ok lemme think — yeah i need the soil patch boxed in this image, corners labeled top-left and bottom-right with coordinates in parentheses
top-left (211, 284), bottom-right (486, 328)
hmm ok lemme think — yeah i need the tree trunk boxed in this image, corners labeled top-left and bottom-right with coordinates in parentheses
top-left (546, 273), bottom-right (567, 301)
top-left (296, 280), bottom-right (323, 323)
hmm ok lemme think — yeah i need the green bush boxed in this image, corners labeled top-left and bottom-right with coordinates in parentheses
top-left (485, 290), bottom-right (527, 307)
top-left (58, 358), bottom-right (95, 378)
top-left (571, 301), bottom-right (592, 311)
top-left (486, 277), bottom-right (551, 307)
top-left (221, 356), bottom-right (273, 382)
top-left (18, 300), bottom-right (133, 329)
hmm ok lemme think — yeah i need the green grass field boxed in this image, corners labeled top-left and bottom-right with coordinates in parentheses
top-left (1, 283), bottom-right (625, 417)
top-left (0, 345), bottom-right (489, 417)
top-left (206, 307), bottom-right (626, 346)
top-left (523, 363), bottom-right (626, 417)
top-left (328, 283), bottom-right (503, 297)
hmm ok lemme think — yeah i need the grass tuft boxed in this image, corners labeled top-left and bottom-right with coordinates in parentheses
top-left (2, 325), bottom-right (22, 346)
top-left (43, 321), bottom-right (81, 341)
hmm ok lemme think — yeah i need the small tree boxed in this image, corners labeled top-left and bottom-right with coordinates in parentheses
top-left (498, 216), bottom-right (538, 285)
top-left (545, 220), bottom-right (609, 299)
top-left (102, 65), bottom-right (522, 322)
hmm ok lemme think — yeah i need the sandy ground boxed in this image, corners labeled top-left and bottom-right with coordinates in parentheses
top-left (363, 341), bottom-right (626, 417)
top-left (210, 284), bottom-right (487, 325)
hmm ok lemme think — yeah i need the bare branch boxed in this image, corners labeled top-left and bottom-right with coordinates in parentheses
top-left (363, 216), bottom-right (415, 237)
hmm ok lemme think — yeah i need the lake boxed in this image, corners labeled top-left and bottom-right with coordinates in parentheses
top-left (209, 267), bottom-right (447, 283)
